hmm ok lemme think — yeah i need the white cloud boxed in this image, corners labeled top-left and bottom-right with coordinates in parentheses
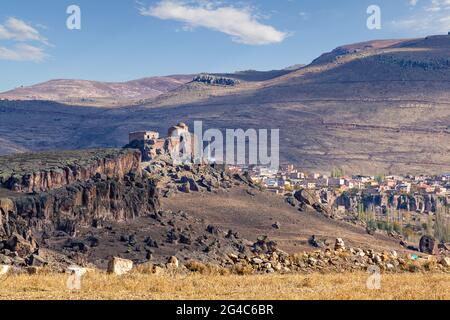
top-left (139, 0), bottom-right (287, 45)
top-left (0, 17), bottom-right (48, 44)
top-left (408, 0), bottom-right (419, 7)
top-left (391, 0), bottom-right (450, 33)
top-left (0, 17), bottom-right (49, 62)
top-left (0, 43), bottom-right (47, 62)
top-left (425, 0), bottom-right (450, 11)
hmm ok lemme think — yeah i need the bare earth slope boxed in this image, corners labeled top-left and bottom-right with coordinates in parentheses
top-left (162, 187), bottom-right (406, 254)
top-left (0, 75), bottom-right (193, 107)
top-left (1, 35), bottom-right (449, 174)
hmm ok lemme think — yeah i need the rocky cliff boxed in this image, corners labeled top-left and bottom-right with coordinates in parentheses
top-left (1, 172), bottom-right (159, 237)
top-left (0, 149), bottom-right (159, 267)
top-left (334, 191), bottom-right (446, 214)
top-left (0, 149), bottom-right (141, 193)
top-left (193, 74), bottom-right (240, 86)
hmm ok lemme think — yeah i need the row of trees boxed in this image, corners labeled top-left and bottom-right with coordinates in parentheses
top-left (355, 203), bottom-right (450, 242)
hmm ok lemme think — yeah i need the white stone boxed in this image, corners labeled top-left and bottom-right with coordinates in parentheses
top-left (335, 238), bottom-right (346, 250)
top-left (273, 263), bottom-right (282, 271)
top-left (107, 257), bottom-right (133, 275)
top-left (440, 257), bottom-right (450, 268)
top-left (0, 265), bottom-right (10, 275)
top-left (228, 253), bottom-right (239, 261)
top-left (167, 256), bottom-right (179, 268)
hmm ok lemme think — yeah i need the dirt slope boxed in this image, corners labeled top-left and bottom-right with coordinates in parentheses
top-left (163, 187), bottom-right (406, 254)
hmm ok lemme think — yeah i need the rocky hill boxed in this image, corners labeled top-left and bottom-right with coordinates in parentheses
top-left (0, 35), bottom-right (449, 174)
top-left (0, 75), bottom-right (193, 107)
top-left (1, 148), bottom-right (427, 272)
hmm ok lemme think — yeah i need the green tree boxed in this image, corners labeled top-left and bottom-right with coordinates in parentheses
top-left (435, 204), bottom-right (450, 242)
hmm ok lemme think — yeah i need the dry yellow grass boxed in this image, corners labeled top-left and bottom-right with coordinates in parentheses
top-left (0, 272), bottom-right (449, 300)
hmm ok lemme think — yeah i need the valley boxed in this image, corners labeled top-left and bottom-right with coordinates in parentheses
top-left (1, 36), bottom-right (449, 175)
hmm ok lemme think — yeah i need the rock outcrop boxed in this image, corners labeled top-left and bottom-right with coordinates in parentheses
top-left (0, 149), bottom-right (141, 193)
top-left (290, 189), bottom-right (331, 215)
top-left (334, 191), bottom-right (445, 214)
top-left (2, 172), bottom-right (159, 238)
top-left (143, 155), bottom-right (256, 197)
top-left (0, 149), bottom-right (159, 268)
top-left (193, 74), bottom-right (240, 86)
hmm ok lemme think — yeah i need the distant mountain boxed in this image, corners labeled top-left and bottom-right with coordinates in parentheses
top-left (1, 35), bottom-right (449, 174)
top-left (0, 75), bottom-right (194, 107)
top-left (0, 67), bottom-right (305, 106)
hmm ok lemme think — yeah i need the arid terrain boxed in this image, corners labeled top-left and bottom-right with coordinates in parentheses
top-left (0, 75), bottom-right (193, 107)
top-left (0, 146), bottom-right (448, 301)
top-left (1, 148), bottom-right (448, 273)
top-left (163, 188), bottom-right (408, 254)
top-left (1, 35), bottom-right (449, 174)
top-left (1, 35), bottom-right (449, 302)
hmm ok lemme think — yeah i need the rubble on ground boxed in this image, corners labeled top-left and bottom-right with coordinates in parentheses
top-left (142, 156), bottom-right (257, 197)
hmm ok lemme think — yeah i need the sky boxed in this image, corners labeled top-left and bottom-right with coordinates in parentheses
top-left (1, 0), bottom-right (449, 91)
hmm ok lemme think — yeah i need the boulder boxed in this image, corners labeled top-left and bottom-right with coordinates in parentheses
top-left (285, 196), bottom-right (297, 207)
top-left (308, 235), bottom-right (325, 248)
top-left (439, 257), bottom-right (450, 268)
top-left (178, 183), bottom-right (190, 193)
top-left (107, 257), bottom-right (133, 275)
top-left (206, 225), bottom-right (221, 235)
top-left (167, 256), bottom-right (179, 269)
top-left (0, 265), bottom-right (10, 275)
top-left (0, 254), bottom-right (12, 265)
top-left (28, 254), bottom-right (47, 267)
top-left (86, 236), bottom-right (100, 247)
top-left (335, 238), bottom-right (346, 250)
top-left (144, 236), bottom-right (159, 248)
top-left (419, 236), bottom-right (438, 255)
top-left (294, 189), bottom-right (318, 207)
top-left (272, 222), bottom-right (281, 230)
top-left (5, 233), bottom-right (37, 257)
top-left (294, 189), bottom-right (330, 214)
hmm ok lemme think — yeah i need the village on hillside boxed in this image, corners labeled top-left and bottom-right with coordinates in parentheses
top-left (229, 164), bottom-right (450, 244)
top-left (244, 164), bottom-right (450, 200)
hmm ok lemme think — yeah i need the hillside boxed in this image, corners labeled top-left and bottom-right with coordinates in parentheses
top-left (0, 149), bottom-right (412, 271)
top-left (1, 35), bottom-right (449, 174)
top-left (0, 75), bottom-right (193, 107)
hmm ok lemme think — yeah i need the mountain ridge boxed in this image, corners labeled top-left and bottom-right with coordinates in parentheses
top-left (0, 75), bottom-right (194, 107)
top-left (1, 35), bottom-right (449, 174)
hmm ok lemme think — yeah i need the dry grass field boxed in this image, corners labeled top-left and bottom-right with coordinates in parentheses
top-left (0, 272), bottom-right (448, 300)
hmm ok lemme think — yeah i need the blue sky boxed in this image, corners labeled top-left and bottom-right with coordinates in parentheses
top-left (1, 0), bottom-right (449, 91)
